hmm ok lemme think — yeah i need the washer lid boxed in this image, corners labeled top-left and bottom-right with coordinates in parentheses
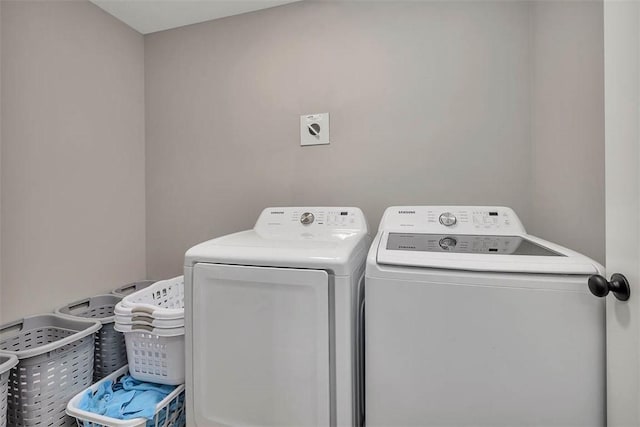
top-left (372, 205), bottom-right (602, 275)
top-left (376, 231), bottom-right (601, 275)
top-left (385, 233), bottom-right (563, 256)
top-left (185, 207), bottom-right (370, 275)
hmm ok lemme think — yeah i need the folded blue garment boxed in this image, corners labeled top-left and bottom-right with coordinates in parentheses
top-left (78, 374), bottom-right (177, 426)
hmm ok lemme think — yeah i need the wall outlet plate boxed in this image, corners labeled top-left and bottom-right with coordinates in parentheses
top-left (300, 113), bottom-right (330, 146)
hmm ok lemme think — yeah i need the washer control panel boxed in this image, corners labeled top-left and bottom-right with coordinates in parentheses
top-left (380, 206), bottom-right (526, 236)
top-left (471, 210), bottom-right (512, 228)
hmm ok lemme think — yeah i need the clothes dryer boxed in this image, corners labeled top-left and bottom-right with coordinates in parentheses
top-left (185, 207), bottom-right (369, 427)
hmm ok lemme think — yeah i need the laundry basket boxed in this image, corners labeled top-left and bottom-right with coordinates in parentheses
top-left (0, 354), bottom-right (18, 427)
top-left (66, 365), bottom-right (186, 427)
top-left (113, 324), bottom-right (185, 386)
top-left (116, 276), bottom-right (184, 319)
top-left (114, 277), bottom-right (185, 386)
top-left (55, 295), bottom-right (127, 381)
top-left (112, 281), bottom-right (156, 298)
top-left (0, 314), bottom-right (101, 427)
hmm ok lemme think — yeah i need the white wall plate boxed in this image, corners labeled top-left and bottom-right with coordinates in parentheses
top-left (300, 113), bottom-right (330, 146)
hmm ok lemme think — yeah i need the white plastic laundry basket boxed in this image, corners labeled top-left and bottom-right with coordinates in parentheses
top-left (113, 314), bottom-right (184, 329)
top-left (113, 324), bottom-right (185, 386)
top-left (116, 276), bottom-right (184, 320)
top-left (66, 365), bottom-right (185, 427)
top-left (113, 276), bottom-right (185, 386)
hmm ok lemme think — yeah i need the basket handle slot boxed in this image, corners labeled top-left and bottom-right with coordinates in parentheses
top-left (67, 300), bottom-right (91, 313)
top-left (132, 315), bottom-right (154, 323)
top-left (131, 324), bottom-right (154, 332)
top-left (132, 307), bottom-right (155, 315)
top-left (0, 321), bottom-right (23, 340)
top-left (118, 284), bottom-right (137, 294)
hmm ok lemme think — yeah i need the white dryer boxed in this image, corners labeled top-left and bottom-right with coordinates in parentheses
top-left (184, 207), bottom-right (370, 427)
top-left (365, 206), bottom-right (605, 427)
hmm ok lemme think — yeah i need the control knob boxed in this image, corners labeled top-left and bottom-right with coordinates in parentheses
top-left (439, 237), bottom-right (457, 251)
top-left (300, 212), bottom-right (315, 225)
top-left (439, 212), bottom-right (457, 227)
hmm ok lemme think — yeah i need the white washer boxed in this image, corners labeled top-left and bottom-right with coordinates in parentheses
top-left (365, 206), bottom-right (605, 427)
top-left (185, 207), bottom-right (370, 427)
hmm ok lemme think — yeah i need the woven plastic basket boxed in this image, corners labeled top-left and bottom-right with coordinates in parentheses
top-left (113, 313), bottom-right (184, 329)
top-left (0, 314), bottom-right (101, 427)
top-left (112, 281), bottom-right (156, 298)
top-left (116, 276), bottom-right (184, 320)
top-left (113, 322), bottom-right (185, 386)
top-left (0, 354), bottom-right (18, 427)
top-left (55, 295), bottom-right (127, 381)
top-left (66, 365), bottom-right (185, 427)
top-left (114, 323), bottom-right (184, 335)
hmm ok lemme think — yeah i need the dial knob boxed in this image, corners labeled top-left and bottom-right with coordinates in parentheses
top-left (439, 237), bottom-right (457, 251)
top-left (300, 212), bottom-right (315, 225)
top-left (439, 212), bottom-right (457, 227)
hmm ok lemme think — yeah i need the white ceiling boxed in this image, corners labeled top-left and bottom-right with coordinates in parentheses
top-left (90, 0), bottom-right (300, 34)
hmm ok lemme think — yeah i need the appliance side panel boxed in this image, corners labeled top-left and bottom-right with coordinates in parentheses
top-left (334, 273), bottom-right (357, 427)
top-left (184, 265), bottom-right (195, 427)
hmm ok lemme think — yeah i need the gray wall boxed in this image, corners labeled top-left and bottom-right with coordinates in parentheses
top-left (145, 1), bottom-right (536, 278)
top-left (0, 0), bottom-right (605, 320)
top-left (529, 0), bottom-right (605, 263)
top-left (1, 0), bottom-right (146, 321)
top-left (0, 0), bottom-right (3, 317)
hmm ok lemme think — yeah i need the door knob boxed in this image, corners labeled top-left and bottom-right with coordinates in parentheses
top-left (588, 273), bottom-right (630, 301)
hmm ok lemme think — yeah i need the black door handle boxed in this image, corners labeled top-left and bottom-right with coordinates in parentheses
top-left (588, 273), bottom-right (630, 301)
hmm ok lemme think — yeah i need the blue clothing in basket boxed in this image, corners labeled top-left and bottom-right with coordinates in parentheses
top-left (78, 374), bottom-right (176, 426)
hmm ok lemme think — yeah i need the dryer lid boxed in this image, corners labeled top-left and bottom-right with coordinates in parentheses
top-left (185, 207), bottom-right (370, 275)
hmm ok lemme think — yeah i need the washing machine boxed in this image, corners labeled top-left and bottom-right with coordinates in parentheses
top-left (364, 206), bottom-right (605, 427)
top-left (184, 207), bottom-right (370, 427)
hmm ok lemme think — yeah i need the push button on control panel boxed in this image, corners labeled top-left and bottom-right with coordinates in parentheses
top-left (472, 210), bottom-right (501, 228)
top-left (439, 212), bottom-right (457, 227)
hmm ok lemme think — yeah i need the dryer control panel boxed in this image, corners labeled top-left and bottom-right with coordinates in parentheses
top-left (255, 207), bottom-right (368, 235)
top-left (379, 206), bottom-right (526, 236)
